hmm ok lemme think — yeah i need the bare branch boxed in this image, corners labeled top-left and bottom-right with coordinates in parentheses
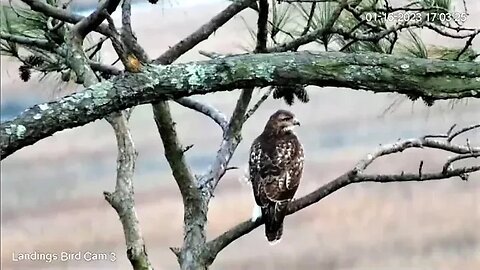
top-left (456, 32), bottom-right (478, 60)
top-left (152, 102), bottom-right (199, 200)
top-left (448, 124), bottom-right (480, 143)
top-left (54, 2), bottom-right (153, 267)
top-left (198, 0), bottom-right (271, 194)
top-left (443, 153), bottom-right (480, 174)
top-left (268, 0), bottom-right (349, 52)
top-left (86, 36), bottom-right (109, 57)
top-left (204, 126), bottom-right (480, 261)
top-left (244, 87), bottom-right (274, 121)
top-left (103, 112), bottom-right (153, 270)
top-left (72, 0), bottom-right (120, 39)
top-left (300, 2), bottom-right (317, 36)
top-left (153, 0), bottom-right (255, 64)
top-left (88, 60), bottom-right (122, 75)
top-left (255, 0), bottom-right (269, 53)
top-left (151, 98), bottom-right (209, 268)
top-left (0, 32), bottom-right (52, 50)
top-left (20, 0), bottom-right (112, 36)
top-left (147, 3), bottom-right (257, 266)
top-left (175, 98), bottom-right (228, 131)
top-left (121, 0), bottom-right (149, 61)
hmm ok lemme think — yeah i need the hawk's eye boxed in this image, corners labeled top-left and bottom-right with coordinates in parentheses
top-left (279, 116), bottom-right (292, 121)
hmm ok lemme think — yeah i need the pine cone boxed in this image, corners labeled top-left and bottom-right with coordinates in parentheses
top-left (273, 85), bottom-right (309, 106)
top-left (19, 65), bottom-right (31, 82)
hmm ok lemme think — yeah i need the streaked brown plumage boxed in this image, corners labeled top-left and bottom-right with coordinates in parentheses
top-left (249, 109), bottom-right (304, 244)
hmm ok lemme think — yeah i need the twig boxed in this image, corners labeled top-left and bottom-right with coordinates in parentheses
top-left (244, 88), bottom-right (274, 121)
top-left (182, 144), bottom-right (194, 153)
top-left (456, 32), bottom-right (478, 61)
top-left (448, 124), bottom-right (480, 143)
top-left (88, 37), bottom-right (108, 59)
top-left (268, 0), bottom-right (348, 52)
top-left (86, 36), bottom-right (109, 52)
top-left (300, 2), bottom-right (317, 36)
top-left (198, 50), bottom-right (227, 59)
top-left (443, 153), bottom-right (480, 174)
top-left (418, 160), bottom-right (424, 179)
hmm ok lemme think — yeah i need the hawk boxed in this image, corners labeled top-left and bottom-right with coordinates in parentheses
top-left (248, 109), bottom-right (304, 244)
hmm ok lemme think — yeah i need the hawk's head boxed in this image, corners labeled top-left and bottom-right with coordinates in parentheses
top-left (264, 109), bottom-right (300, 135)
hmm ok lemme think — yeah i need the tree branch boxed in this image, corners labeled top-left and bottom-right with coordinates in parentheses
top-left (103, 112), bottom-right (153, 270)
top-left (175, 98), bottom-right (228, 131)
top-left (61, 1), bottom-right (153, 268)
top-left (197, 0), bottom-right (270, 195)
top-left (0, 32), bottom-right (52, 50)
top-left (267, 0), bottom-right (349, 52)
top-left (2, 51), bottom-right (480, 159)
top-left (204, 125), bottom-right (480, 262)
top-left (152, 102), bottom-right (199, 200)
top-left (244, 87), bottom-right (273, 121)
top-left (121, 0), bottom-right (149, 61)
top-left (0, 30), bottom-right (121, 77)
top-left (20, 0), bottom-right (112, 36)
top-left (71, 0), bottom-right (120, 39)
top-left (153, 0), bottom-right (255, 64)
top-left (148, 1), bottom-right (254, 190)
top-left (146, 3), bottom-right (260, 267)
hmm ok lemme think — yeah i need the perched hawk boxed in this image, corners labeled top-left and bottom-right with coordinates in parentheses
top-left (249, 109), bottom-right (304, 244)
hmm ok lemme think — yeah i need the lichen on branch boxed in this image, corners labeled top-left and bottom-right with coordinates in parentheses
top-left (1, 51), bottom-right (480, 159)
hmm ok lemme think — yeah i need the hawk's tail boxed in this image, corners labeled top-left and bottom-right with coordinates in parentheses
top-left (263, 201), bottom-right (288, 244)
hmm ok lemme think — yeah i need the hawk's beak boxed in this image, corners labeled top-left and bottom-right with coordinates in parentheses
top-left (292, 118), bottom-right (301, 126)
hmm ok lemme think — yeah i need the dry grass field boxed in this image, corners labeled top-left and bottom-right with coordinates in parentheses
top-left (1, 1), bottom-right (480, 269)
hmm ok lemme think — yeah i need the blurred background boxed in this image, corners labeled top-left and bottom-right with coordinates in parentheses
top-left (1, 0), bottom-right (479, 269)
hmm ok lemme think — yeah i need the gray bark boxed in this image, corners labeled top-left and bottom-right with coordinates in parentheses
top-left (2, 51), bottom-right (479, 159)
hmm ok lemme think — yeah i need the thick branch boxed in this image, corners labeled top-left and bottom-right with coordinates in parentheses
top-left (152, 100), bottom-right (209, 270)
top-left (62, 4), bottom-right (153, 268)
top-left (1, 51), bottom-right (480, 159)
top-left (152, 102), bottom-right (199, 200)
top-left (103, 112), bottom-right (153, 270)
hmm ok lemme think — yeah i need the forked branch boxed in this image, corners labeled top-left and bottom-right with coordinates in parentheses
top-left (65, 1), bottom-right (153, 269)
top-left (203, 124), bottom-right (480, 263)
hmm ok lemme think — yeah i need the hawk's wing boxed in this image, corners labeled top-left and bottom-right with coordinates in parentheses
top-left (249, 136), bottom-right (304, 206)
